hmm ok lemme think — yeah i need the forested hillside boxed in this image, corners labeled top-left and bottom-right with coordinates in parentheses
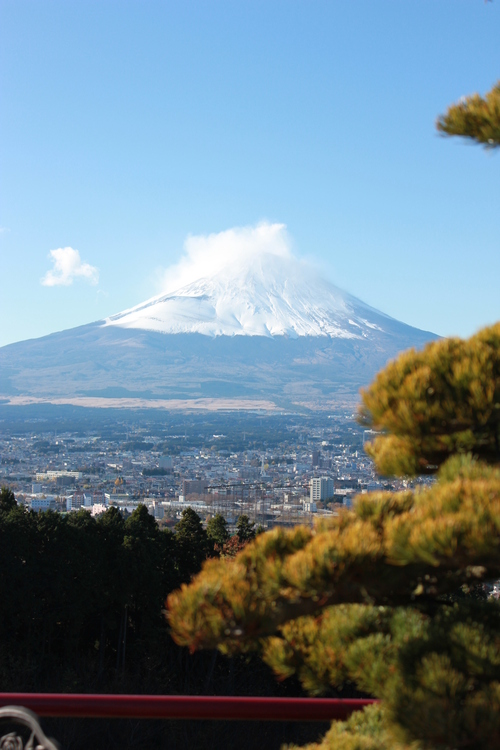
top-left (0, 490), bottom-right (332, 750)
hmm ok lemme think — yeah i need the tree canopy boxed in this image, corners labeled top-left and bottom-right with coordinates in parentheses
top-left (168, 325), bottom-right (500, 750)
top-left (0, 498), bottom-right (317, 749)
top-left (0, 486), bottom-right (16, 512)
top-left (437, 80), bottom-right (500, 148)
top-left (206, 513), bottom-right (230, 549)
top-left (358, 323), bottom-right (500, 476)
top-left (235, 514), bottom-right (256, 542)
top-left (175, 506), bottom-right (211, 581)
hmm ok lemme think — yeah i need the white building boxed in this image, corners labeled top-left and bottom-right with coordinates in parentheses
top-left (303, 501), bottom-right (317, 513)
top-left (31, 497), bottom-right (56, 512)
top-left (36, 471), bottom-right (82, 481)
top-left (66, 492), bottom-right (85, 511)
top-left (66, 490), bottom-right (107, 511)
top-left (310, 477), bottom-right (334, 502)
top-left (148, 501), bottom-right (165, 519)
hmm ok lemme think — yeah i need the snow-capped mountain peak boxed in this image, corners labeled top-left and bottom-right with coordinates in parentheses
top-left (105, 251), bottom-right (386, 339)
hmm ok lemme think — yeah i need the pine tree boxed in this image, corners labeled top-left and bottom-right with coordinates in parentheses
top-left (168, 329), bottom-right (500, 749)
top-left (358, 323), bottom-right (500, 476)
top-left (235, 514), bottom-right (256, 542)
top-left (0, 486), bottom-right (16, 512)
top-left (174, 507), bottom-right (210, 582)
top-left (206, 513), bottom-right (230, 549)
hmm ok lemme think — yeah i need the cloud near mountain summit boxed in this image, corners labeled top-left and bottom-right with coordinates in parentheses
top-left (159, 222), bottom-right (293, 294)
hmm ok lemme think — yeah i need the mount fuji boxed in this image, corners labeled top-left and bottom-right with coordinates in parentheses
top-left (105, 253), bottom-right (387, 340)
top-left (0, 250), bottom-right (436, 410)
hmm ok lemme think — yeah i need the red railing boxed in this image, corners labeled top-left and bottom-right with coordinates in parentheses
top-left (0, 693), bottom-right (376, 722)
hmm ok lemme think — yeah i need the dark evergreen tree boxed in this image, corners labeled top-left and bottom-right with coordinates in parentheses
top-left (207, 513), bottom-right (230, 551)
top-left (94, 507), bottom-right (127, 677)
top-left (174, 507), bottom-right (210, 581)
top-left (235, 514), bottom-right (256, 543)
top-left (0, 486), bottom-right (16, 511)
top-left (0, 496), bottom-right (37, 655)
top-left (122, 504), bottom-right (173, 641)
top-left (0, 490), bottom-right (327, 748)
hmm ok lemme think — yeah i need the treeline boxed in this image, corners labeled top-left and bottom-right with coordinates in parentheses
top-left (141, 467), bottom-right (171, 476)
top-left (0, 489), bottom-right (328, 750)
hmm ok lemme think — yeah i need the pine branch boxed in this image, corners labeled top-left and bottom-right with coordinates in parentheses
top-left (167, 469), bottom-right (500, 651)
top-left (437, 81), bottom-right (500, 148)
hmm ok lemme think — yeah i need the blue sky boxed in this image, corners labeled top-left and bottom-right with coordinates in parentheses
top-left (1, 0), bottom-right (498, 347)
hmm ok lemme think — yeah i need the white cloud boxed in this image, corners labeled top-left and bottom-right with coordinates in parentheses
top-left (159, 222), bottom-right (292, 293)
top-left (41, 247), bottom-right (99, 287)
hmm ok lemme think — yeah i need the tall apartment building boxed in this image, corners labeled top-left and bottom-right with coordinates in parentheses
top-left (310, 477), bottom-right (334, 502)
top-left (149, 500), bottom-right (165, 520)
top-left (66, 492), bottom-right (85, 511)
top-left (92, 490), bottom-right (105, 504)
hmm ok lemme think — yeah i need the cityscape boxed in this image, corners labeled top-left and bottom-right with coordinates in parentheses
top-left (0, 408), bottom-right (427, 531)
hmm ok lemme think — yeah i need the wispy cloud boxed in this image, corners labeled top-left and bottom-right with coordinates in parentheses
top-left (41, 247), bottom-right (99, 287)
top-left (159, 221), bottom-right (291, 293)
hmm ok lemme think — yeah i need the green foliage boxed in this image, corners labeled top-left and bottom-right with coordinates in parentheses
top-left (284, 703), bottom-right (388, 750)
top-left (262, 605), bottom-right (396, 695)
top-left (384, 603), bottom-right (500, 750)
top-left (0, 491), bottom-right (322, 750)
top-left (0, 499), bottom-right (186, 680)
top-left (358, 323), bottom-right (500, 476)
top-left (123, 504), bottom-right (178, 637)
top-left (265, 601), bottom-right (500, 749)
top-left (236, 514), bottom-right (256, 542)
top-left (437, 80), bottom-right (500, 148)
top-left (142, 467), bottom-right (171, 476)
top-left (168, 472), bottom-right (500, 748)
top-left (175, 507), bottom-right (210, 581)
top-left (168, 323), bottom-right (500, 749)
top-left (168, 460), bottom-right (500, 653)
top-left (207, 513), bottom-right (230, 549)
top-left (0, 486), bottom-right (16, 511)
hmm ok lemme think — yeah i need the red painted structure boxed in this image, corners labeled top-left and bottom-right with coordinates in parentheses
top-left (0, 694), bottom-right (376, 722)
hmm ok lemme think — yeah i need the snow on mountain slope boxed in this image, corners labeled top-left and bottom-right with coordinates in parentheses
top-left (105, 252), bottom-right (388, 339)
